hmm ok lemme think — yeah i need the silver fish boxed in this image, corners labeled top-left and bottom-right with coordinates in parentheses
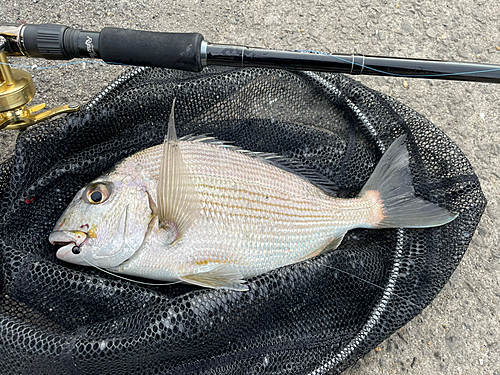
top-left (49, 102), bottom-right (457, 291)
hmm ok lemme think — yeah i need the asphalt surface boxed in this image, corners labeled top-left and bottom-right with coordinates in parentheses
top-left (1, 1), bottom-right (499, 374)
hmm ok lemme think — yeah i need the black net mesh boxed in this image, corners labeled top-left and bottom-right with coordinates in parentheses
top-left (0, 67), bottom-right (485, 374)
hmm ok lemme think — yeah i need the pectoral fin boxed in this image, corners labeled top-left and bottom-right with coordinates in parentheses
top-left (180, 265), bottom-right (249, 291)
top-left (157, 99), bottom-right (201, 241)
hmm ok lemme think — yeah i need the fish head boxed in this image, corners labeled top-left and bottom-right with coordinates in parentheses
top-left (49, 168), bottom-right (155, 269)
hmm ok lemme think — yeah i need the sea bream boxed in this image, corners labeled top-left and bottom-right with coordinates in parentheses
top-left (49, 102), bottom-right (458, 291)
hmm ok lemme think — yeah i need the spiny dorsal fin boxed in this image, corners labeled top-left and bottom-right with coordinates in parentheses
top-left (179, 134), bottom-right (338, 197)
top-left (157, 99), bottom-right (201, 240)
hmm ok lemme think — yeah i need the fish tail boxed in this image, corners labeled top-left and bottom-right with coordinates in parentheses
top-left (360, 135), bottom-right (458, 229)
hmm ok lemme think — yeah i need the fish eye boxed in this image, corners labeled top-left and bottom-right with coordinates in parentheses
top-left (84, 183), bottom-right (112, 204)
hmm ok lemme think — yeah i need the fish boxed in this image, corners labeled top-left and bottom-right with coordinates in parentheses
top-left (49, 101), bottom-right (458, 291)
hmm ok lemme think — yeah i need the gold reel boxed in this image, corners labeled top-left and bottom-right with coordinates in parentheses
top-left (0, 37), bottom-right (80, 131)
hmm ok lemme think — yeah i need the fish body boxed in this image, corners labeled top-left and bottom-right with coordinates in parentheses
top-left (50, 103), bottom-right (457, 291)
top-left (113, 141), bottom-right (379, 279)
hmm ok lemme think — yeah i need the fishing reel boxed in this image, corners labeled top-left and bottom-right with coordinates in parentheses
top-left (0, 25), bottom-right (80, 131)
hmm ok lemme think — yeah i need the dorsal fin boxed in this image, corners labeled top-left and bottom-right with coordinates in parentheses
top-left (180, 134), bottom-right (338, 196)
top-left (157, 99), bottom-right (201, 240)
top-left (258, 154), bottom-right (338, 196)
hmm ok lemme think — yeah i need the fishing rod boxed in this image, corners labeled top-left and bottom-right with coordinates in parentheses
top-left (2, 23), bottom-right (500, 83)
top-left (1, 23), bottom-right (500, 130)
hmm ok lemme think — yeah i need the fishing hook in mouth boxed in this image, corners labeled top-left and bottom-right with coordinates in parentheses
top-left (49, 230), bottom-right (88, 259)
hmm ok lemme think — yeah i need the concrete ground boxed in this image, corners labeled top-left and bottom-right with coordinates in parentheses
top-left (1, 1), bottom-right (499, 374)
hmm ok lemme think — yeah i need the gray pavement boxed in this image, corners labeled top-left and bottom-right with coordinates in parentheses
top-left (1, 1), bottom-right (499, 374)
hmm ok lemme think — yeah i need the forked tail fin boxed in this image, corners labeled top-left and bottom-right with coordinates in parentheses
top-left (360, 135), bottom-right (458, 229)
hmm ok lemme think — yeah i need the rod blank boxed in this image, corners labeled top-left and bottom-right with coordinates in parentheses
top-left (204, 43), bottom-right (500, 83)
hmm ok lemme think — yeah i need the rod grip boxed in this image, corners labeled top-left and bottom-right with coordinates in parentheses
top-left (99, 28), bottom-right (204, 71)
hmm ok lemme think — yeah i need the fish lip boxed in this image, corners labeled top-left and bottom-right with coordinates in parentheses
top-left (56, 243), bottom-right (78, 259)
top-left (49, 231), bottom-right (88, 247)
top-left (55, 243), bottom-right (89, 266)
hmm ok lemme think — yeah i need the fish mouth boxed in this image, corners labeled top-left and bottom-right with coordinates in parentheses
top-left (49, 231), bottom-right (88, 247)
top-left (49, 231), bottom-right (88, 262)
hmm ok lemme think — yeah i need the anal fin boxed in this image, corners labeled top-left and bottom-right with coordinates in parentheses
top-left (180, 265), bottom-right (249, 291)
top-left (325, 233), bottom-right (346, 253)
top-left (299, 233), bottom-right (346, 261)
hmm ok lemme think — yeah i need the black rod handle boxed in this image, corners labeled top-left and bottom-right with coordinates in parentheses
top-left (99, 28), bottom-right (204, 72)
top-left (18, 24), bottom-right (204, 72)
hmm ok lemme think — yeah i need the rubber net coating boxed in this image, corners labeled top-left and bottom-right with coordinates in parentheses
top-left (0, 67), bottom-right (485, 374)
